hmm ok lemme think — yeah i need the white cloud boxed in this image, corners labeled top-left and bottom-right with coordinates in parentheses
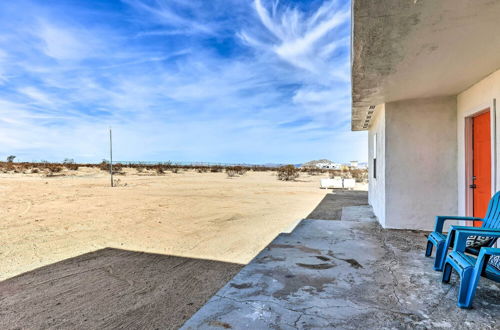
top-left (242, 0), bottom-right (350, 77)
top-left (122, 0), bottom-right (217, 36)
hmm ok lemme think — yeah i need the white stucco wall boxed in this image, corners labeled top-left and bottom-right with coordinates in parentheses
top-left (457, 69), bottom-right (500, 216)
top-left (383, 97), bottom-right (458, 230)
top-left (368, 104), bottom-right (386, 226)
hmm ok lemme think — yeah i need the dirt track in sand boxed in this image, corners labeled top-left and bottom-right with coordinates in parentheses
top-left (0, 168), bottom-right (330, 280)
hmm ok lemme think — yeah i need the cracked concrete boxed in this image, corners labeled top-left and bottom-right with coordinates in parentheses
top-left (182, 206), bottom-right (499, 329)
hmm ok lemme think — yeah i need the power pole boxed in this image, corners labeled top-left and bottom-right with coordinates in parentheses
top-left (110, 127), bottom-right (113, 187)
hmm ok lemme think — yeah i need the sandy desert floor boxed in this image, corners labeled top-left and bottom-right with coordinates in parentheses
top-left (0, 168), bottom-right (333, 281)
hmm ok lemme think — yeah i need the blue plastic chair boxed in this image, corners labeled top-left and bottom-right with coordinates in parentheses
top-left (442, 227), bottom-right (500, 308)
top-left (425, 191), bottom-right (500, 271)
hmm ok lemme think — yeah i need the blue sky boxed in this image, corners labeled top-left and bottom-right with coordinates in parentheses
top-left (0, 0), bottom-right (366, 164)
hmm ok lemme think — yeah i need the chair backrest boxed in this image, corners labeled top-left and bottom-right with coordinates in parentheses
top-left (483, 191), bottom-right (500, 229)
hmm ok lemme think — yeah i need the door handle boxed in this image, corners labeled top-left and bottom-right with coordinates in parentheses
top-left (469, 184), bottom-right (477, 189)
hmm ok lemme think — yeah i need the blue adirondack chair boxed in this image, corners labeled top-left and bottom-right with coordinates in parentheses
top-left (442, 227), bottom-right (500, 308)
top-left (425, 191), bottom-right (500, 271)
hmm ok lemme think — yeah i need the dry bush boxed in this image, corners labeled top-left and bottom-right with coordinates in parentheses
top-left (226, 169), bottom-right (237, 177)
top-left (99, 160), bottom-right (109, 171)
top-left (51, 166), bottom-right (62, 173)
top-left (64, 163), bottom-right (79, 171)
top-left (350, 169), bottom-right (368, 182)
top-left (156, 166), bottom-right (165, 175)
top-left (136, 166), bottom-right (145, 173)
top-left (45, 165), bottom-right (63, 177)
top-left (113, 163), bottom-right (124, 175)
top-left (210, 165), bottom-right (223, 173)
top-left (277, 165), bottom-right (300, 181)
top-left (171, 167), bottom-right (180, 174)
top-left (329, 170), bottom-right (342, 179)
top-left (31, 168), bottom-right (39, 173)
top-left (234, 166), bottom-right (247, 175)
top-left (196, 166), bottom-right (209, 173)
top-left (304, 167), bottom-right (322, 176)
top-left (113, 178), bottom-right (127, 187)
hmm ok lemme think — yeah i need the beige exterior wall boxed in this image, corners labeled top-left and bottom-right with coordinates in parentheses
top-left (457, 69), bottom-right (500, 216)
top-left (368, 105), bottom-right (386, 226)
top-left (368, 97), bottom-right (458, 230)
top-left (385, 97), bottom-right (458, 230)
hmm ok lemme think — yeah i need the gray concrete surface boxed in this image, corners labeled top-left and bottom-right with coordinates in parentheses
top-left (306, 191), bottom-right (368, 220)
top-left (182, 208), bottom-right (499, 329)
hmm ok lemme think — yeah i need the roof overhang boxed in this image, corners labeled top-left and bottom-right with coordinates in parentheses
top-left (351, 0), bottom-right (500, 131)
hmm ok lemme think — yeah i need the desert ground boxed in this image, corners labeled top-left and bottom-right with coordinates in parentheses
top-left (0, 167), bottom-right (333, 281)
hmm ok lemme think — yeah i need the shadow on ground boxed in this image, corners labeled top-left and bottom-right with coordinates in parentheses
top-left (0, 248), bottom-right (242, 330)
top-left (183, 208), bottom-right (499, 329)
top-left (306, 190), bottom-right (368, 220)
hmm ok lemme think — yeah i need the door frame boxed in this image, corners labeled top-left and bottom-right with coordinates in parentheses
top-left (464, 103), bottom-right (496, 224)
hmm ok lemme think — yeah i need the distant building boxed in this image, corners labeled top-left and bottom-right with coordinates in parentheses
top-left (315, 161), bottom-right (341, 170)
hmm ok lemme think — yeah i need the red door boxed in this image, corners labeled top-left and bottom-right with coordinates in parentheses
top-left (472, 111), bottom-right (491, 226)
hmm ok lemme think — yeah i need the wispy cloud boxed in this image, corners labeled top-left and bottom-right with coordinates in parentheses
top-left (240, 0), bottom-right (350, 77)
top-left (0, 0), bottom-right (366, 164)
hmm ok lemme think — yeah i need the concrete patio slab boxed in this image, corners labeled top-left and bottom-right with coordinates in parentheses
top-left (182, 209), bottom-right (499, 329)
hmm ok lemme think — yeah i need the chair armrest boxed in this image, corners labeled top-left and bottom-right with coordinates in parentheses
top-left (478, 247), bottom-right (500, 258)
top-left (453, 229), bottom-right (500, 253)
top-left (474, 247), bottom-right (500, 276)
top-left (434, 216), bottom-right (483, 233)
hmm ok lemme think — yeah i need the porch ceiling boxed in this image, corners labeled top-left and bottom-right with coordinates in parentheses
top-left (351, 0), bottom-right (500, 131)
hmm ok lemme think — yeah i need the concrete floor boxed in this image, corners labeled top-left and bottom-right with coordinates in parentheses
top-left (182, 206), bottom-right (499, 329)
top-left (306, 190), bottom-right (368, 220)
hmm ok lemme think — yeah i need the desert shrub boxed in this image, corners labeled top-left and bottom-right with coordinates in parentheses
top-left (234, 166), bottom-right (247, 175)
top-left (99, 160), bottom-right (109, 171)
top-left (6, 155), bottom-right (16, 162)
top-left (226, 169), bottom-right (237, 177)
top-left (65, 163), bottom-right (79, 170)
top-left (197, 166), bottom-right (209, 173)
top-left (210, 165), bottom-right (223, 173)
top-left (31, 168), bottom-right (39, 173)
top-left (304, 167), bottom-right (322, 176)
top-left (112, 178), bottom-right (127, 187)
top-left (51, 166), bottom-right (62, 173)
top-left (350, 169), bottom-right (368, 182)
top-left (136, 166), bottom-right (145, 173)
top-left (113, 163), bottom-right (124, 175)
top-left (62, 158), bottom-right (78, 170)
top-left (171, 167), bottom-right (179, 174)
top-left (277, 165), bottom-right (300, 181)
top-left (329, 170), bottom-right (343, 179)
top-left (156, 166), bottom-right (165, 175)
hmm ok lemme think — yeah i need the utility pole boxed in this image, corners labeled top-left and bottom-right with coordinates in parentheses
top-left (110, 127), bottom-right (113, 187)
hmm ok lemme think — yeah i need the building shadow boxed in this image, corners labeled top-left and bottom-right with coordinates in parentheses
top-left (306, 190), bottom-right (368, 220)
top-left (0, 248), bottom-right (243, 330)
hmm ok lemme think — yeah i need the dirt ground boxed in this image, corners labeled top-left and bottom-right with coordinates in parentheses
top-left (0, 168), bottom-right (329, 281)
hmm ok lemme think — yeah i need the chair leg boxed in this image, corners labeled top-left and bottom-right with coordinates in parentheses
top-left (457, 268), bottom-right (473, 308)
top-left (425, 240), bottom-right (433, 257)
top-left (434, 241), bottom-right (446, 271)
top-left (442, 262), bottom-right (452, 283)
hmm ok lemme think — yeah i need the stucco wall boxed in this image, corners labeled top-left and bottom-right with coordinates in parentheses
top-left (457, 69), bottom-right (500, 216)
top-left (368, 105), bottom-right (386, 226)
top-left (384, 97), bottom-right (458, 230)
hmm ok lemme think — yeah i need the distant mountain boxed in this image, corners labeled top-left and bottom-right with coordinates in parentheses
top-left (302, 159), bottom-right (335, 167)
